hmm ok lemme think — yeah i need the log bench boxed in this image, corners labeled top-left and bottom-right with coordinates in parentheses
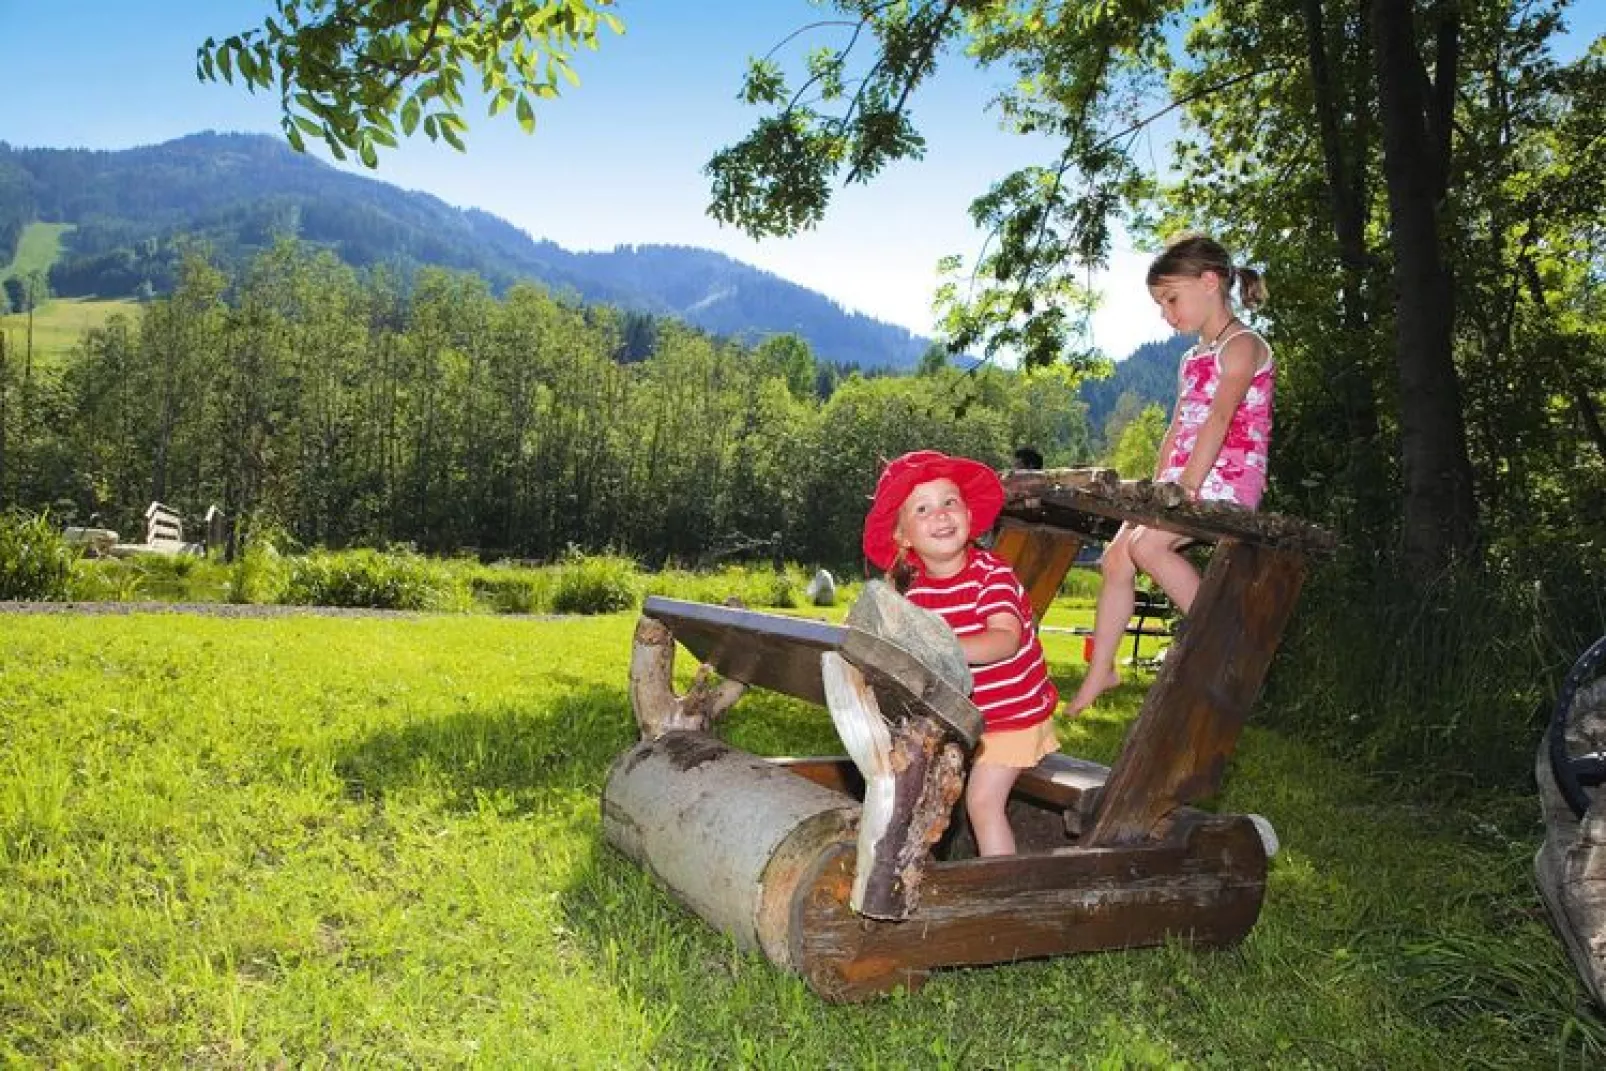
top-left (602, 468), bottom-right (1332, 1001)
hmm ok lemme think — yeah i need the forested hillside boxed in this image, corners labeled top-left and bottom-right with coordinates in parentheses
top-left (1079, 335), bottom-right (1187, 434)
top-left (0, 133), bottom-right (930, 369)
top-left (0, 241), bottom-right (1097, 567)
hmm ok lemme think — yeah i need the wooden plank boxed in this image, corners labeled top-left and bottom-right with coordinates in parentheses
top-left (991, 521), bottom-right (1083, 622)
top-left (1014, 752), bottom-right (1110, 811)
top-left (1002, 471), bottom-right (1337, 555)
top-left (1087, 541), bottom-right (1308, 846)
top-left (791, 812), bottom-right (1267, 1001)
top-left (769, 756), bottom-right (865, 799)
top-left (642, 596), bottom-right (843, 706)
top-left (643, 596), bottom-right (983, 746)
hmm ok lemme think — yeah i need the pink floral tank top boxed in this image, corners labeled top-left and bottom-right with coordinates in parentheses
top-left (1157, 327), bottom-right (1274, 508)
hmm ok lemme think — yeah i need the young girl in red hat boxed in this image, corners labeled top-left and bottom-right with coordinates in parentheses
top-left (863, 449), bottom-right (1059, 857)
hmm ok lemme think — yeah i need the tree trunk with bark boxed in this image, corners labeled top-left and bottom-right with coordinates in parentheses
top-left (1370, 0), bottom-right (1479, 572)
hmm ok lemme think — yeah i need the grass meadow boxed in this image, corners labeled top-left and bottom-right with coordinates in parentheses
top-left (2, 599), bottom-right (1599, 1068)
top-left (0, 295), bottom-right (142, 371)
top-left (0, 222), bottom-right (72, 285)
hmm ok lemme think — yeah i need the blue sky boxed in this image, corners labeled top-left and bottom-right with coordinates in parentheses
top-left (3, 2), bottom-right (1602, 360)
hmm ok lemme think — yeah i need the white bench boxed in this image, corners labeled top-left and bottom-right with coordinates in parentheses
top-left (109, 502), bottom-right (204, 557)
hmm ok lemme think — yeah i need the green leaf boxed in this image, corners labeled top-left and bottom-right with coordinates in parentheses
top-left (516, 93), bottom-right (535, 134)
top-left (359, 138), bottom-right (378, 168)
top-left (401, 96), bottom-right (421, 135)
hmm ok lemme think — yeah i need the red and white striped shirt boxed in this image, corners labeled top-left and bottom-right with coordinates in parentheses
top-left (904, 549), bottom-right (1058, 733)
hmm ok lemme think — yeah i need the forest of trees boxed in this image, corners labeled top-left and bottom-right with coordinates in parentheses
top-left (3, 2), bottom-right (1603, 609)
top-left (0, 241), bottom-right (1095, 570)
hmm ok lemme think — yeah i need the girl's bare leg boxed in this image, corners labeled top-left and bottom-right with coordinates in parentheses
top-left (966, 763), bottom-right (1023, 857)
top-left (1066, 524), bottom-right (1139, 715)
top-left (1129, 530), bottom-right (1201, 613)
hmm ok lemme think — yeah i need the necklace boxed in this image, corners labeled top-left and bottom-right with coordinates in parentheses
top-left (1205, 316), bottom-right (1240, 349)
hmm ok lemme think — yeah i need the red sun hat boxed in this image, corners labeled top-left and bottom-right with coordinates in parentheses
top-left (862, 450), bottom-right (1006, 570)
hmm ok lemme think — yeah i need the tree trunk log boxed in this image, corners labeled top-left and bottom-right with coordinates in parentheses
top-left (601, 731), bottom-right (856, 966)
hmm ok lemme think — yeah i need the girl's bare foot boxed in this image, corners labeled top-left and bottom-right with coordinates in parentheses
top-left (1066, 663), bottom-right (1120, 716)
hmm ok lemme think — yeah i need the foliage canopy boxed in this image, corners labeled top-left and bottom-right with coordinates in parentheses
top-left (197, 1), bottom-right (624, 166)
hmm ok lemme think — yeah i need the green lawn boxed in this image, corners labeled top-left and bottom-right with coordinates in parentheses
top-left (1, 609), bottom-right (1597, 1067)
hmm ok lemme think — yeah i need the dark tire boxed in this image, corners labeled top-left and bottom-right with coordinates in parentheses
top-left (1549, 634), bottom-right (1606, 819)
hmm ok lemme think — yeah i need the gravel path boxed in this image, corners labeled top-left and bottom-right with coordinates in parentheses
top-left (0, 600), bottom-right (444, 619)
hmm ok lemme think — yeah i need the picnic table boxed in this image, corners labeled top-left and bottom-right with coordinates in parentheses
top-left (602, 467), bottom-right (1335, 1000)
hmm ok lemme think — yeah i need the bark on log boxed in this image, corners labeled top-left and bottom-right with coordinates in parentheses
top-left (601, 731), bottom-right (856, 966)
top-left (628, 614), bottom-right (747, 739)
top-left (823, 652), bottom-right (966, 919)
top-left (1002, 470), bottom-right (1337, 556)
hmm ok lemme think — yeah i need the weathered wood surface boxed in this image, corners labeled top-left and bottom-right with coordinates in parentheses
top-left (629, 614), bottom-right (748, 739)
top-left (1003, 469), bottom-right (1338, 555)
top-left (822, 653), bottom-right (967, 919)
top-left (628, 591), bottom-right (981, 924)
top-left (640, 595), bottom-right (983, 746)
top-left (792, 812), bottom-right (1268, 1002)
top-left (991, 520), bottom-right (1084, 622)
top-left (1536, 677), bottom-right (1606, 1009)
top-left (1088, 540), bottom-right (1309, 846)
top-left (601, 731), bottom-right (856, 966)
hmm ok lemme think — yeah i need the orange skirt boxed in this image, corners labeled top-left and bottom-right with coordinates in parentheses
top-left (973, 718), bottom-right (1059, 769)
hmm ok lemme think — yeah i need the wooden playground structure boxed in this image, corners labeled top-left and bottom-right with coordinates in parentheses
top-left (602, 469), bottom-right (1336, 1001)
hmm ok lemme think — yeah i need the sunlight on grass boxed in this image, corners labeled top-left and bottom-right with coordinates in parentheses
top-left (2, 609), bottom-right (1601, 1066)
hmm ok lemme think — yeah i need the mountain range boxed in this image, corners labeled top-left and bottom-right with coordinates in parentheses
top-left (0, 130), bottom-right (1186, 423)
top-left (0, 131), bottom-right (932, 369)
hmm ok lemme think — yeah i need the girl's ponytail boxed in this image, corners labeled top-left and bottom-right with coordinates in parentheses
top-left (1236, 266), bottom-right (1267, 310)
top-left (889, 545), bottom-right (917, 595)
top-left (1149, 233), bottom-right (1267, 310)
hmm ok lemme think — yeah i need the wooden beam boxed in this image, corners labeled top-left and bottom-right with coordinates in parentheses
top-left (792, 812), bottom-right (1267, 1001)
top-left (1087, 541), bottom-right (1309, 846)
top-left (1003, 470), bottom-right (1337, 555)
top-left (992, 520), bottom-right (1084, 622)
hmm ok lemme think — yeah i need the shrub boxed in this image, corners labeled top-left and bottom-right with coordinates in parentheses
top-left (1260, 546), bottom-right (1606, 795)
top-left (0, 511), bottom-right (75, 601)
top-left (549, 553), bottom-right (640, 615)
top-left (283, 548), bottom-right (467, 611)
top-left (469, 564), bottom-right (551, 614)
top-left (68, 558), bottom-right (145, 602)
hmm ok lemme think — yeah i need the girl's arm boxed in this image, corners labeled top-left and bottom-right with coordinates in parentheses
top-left (1177, 333), bottom-right (1266, 497)
top-left (959, 611), bottom-right (1023, 665)
top-left (1152, 413), bottom-right (1181, 480)
top-left (1153, 353), bottom-right (1186, 479)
